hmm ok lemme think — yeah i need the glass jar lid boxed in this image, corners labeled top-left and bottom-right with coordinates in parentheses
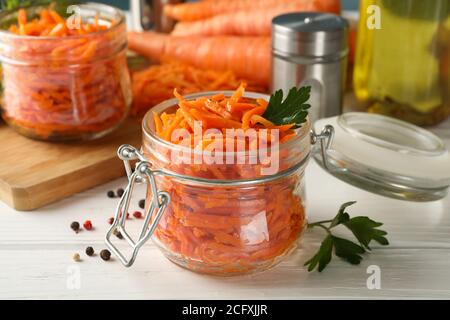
top-left (313, 112), bottom-right (450, 201)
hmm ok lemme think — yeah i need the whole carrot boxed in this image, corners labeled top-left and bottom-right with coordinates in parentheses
top-left (164, 0), bottom-right (293, 22)
top-left (128, 32), bottom-right (271, 86)
top-left (172, 0), bottom-right (341, 36)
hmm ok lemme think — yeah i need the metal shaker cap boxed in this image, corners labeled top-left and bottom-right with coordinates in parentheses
top-left (272, 12), bottom-right (349, 58)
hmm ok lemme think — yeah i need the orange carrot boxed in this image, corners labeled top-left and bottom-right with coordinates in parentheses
top-left (165, 0), bottom-right (292, 22)
top-left (242, 106), bottom-right (266, 129)
top-left (39, 9), bottom-right (54, 24)
top-left (153, 111), bottom-right (163, 136)
top-left (153, 84), bottom-right (296, 147)
top-left (9, 7), bottom-right (111, 37)
top-left (131, 61), bottom-right (267, 118)
top-left (172, 0), bottom-right (341, 36)
top-left (128, 32), bottom-right (271, 86)
top-left (189, 109), bottom-right (242, 129)
top-left (18, 8), bottom-right (27, 25)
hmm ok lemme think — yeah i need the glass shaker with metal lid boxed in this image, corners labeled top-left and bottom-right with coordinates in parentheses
top-left (272, 12), bottom-right (349, 122)
top-left (130, 0), bottom-right (185, 32)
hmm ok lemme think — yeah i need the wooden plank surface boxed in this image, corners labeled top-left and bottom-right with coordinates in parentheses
top-left (0, 119), bottom-right (141, 211)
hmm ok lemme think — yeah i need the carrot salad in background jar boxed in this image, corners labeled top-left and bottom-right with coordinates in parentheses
top-left (0, 2), bottom-right (131, 141)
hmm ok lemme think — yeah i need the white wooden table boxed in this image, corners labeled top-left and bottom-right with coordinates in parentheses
top-left (1, 118), bottom-right (450, 300)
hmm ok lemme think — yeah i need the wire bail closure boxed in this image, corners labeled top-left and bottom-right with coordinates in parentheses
top-left (311, 125), bottom-right (335, 171)
top-left (105, 145), bottom-right (170, 267)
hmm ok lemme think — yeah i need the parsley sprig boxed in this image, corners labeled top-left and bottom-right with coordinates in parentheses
top-left (0, 0), bottom-right (69, 11)
top-left (305, 202), bottom-right (389, 272)
top-left (263, 86), bottom-right (311, 128)
top-left (1, 0), bottom-right (41, 10)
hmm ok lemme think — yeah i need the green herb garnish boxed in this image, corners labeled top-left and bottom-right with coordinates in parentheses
top-left (305, 202), bottom-right (389, 272)
top-left (263, 86), bottom-right (311, 128)
top-left (0, 0), bottom-right (71, 13)
top-left (1, 0), bottom-right (38, 10)
top-left (0, 1), bottom-right (74, 30)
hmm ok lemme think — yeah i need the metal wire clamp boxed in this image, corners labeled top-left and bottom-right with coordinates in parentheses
top-left (311, 125), bottom-right (335, 171)
top-left (105, 145), bottom-right (170, 267)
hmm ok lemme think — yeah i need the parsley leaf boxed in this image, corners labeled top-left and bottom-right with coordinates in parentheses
top-left (305, 202), bottom-right (389, 272)
top-left (263, 86), bottom-right (311, 128)
top-left (1, 0), bottom-right (42, 10)
top-left (332, 236), bottom-right (365, 265)
top-left (344, 217), bottom-right (389, 249)
top-left (330, 201), bottom-right (355, 227)
top-left (304, 235), bottom-right (333, 272)
top-left (1, 1), bottom-right (71, 12)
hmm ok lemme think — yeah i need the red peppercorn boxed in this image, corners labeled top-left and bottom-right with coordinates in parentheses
top-left (133, 211), bottom-right (143, 219)
top-left (118, 212), bottom-right (130, 219)
top-left (83, 220), bottom-right (93, 230)
top-left (108, 217), bottom-right (114, 225)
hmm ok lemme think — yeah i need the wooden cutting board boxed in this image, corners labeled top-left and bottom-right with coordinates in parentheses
top-left (0, 119), bottom-right (142, 211)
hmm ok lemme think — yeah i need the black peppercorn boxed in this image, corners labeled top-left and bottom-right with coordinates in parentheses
top-left (100, 249), bottom-right (111, 261)
top-left (138, 199), bottom-right (145, 209)
top-left (85, 246), bottom-right (94, 257)
top-left (117, 188), bottom-right (124, 197)
top-left (107, 190), bottom-right (115, 198)
top-left (112, 228), bottom-right (124, 240)
top-left (70, 221), bottom-right (80, 232)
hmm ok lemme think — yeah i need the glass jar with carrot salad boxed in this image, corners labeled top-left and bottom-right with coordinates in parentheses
top-left (0, 2), bottom-right (131, 141)
top-left (106, 85), bottom-right (324, 276)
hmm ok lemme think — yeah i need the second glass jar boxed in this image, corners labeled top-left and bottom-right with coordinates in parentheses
top-left (0, 3), bottom-right (132, 141)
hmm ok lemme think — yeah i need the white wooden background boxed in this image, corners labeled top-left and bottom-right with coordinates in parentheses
top-left (0, 118), bottom-right (449, 299)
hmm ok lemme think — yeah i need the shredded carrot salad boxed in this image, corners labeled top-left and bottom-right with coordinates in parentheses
top-left (144, 85), bottom-right (308, 274)
top-left (152, 83), bottom-right (296, 149)
top-left (131, 62), bottom-right (267, 118)
top-left (8, 8), bottom-right (109, 36)
top-left (0, 7), bottom-right (131, 140)
top-left (152, 175), bottom-right (305, 274)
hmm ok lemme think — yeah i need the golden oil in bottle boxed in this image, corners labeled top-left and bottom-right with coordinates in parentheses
top-left (354, 0), bottom-right (450, 126)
